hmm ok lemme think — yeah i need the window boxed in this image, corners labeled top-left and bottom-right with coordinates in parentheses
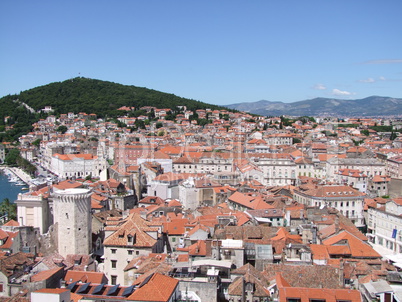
top-left (136, 251), bottom-right (140, 255)
top-left (111, 249), bottom-right (117, 254)
top-left (128, 250), bottom-right (133, 255)
top-left (287, 299), bottom-right (301, 302)
top-left (111, 260), bottom-right (117, 269)
top-left (111, 275), bottom-right (117, 285)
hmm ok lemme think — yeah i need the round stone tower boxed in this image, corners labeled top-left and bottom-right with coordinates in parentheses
top-left (52, 188), bottom-right (92, 258)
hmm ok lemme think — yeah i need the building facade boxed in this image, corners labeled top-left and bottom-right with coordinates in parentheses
top-left (52, 188), bottom-right (92, 257)
top-left (294, 185), bottom-right (365, 228)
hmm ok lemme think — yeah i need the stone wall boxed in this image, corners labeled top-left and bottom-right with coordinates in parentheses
top-left (389, 178), bottom-right (402, 197)
top-left (38, 223), bottom-right (58, 256)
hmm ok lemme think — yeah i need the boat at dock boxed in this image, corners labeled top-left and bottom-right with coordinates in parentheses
top-left (9, 177), bottom-right (19, 183)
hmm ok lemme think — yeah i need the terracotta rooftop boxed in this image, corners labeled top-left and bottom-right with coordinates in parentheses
top-left (103, 213), bottom-right (158, 248)
top-left (127, 273), bottom-right (179, 302)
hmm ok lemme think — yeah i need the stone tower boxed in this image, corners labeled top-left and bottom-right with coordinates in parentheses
top-left (52, 188), bottom-right (92, 257)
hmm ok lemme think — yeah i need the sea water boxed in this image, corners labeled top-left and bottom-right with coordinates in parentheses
top-left (0, 170), bottom-right (26, 203)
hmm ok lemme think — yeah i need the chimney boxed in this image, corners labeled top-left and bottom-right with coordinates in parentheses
top-left (286, 210), bottom-right (291, 226)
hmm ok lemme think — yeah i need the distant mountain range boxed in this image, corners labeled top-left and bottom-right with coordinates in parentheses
top-left (226, 96), bottom-right (402, 117)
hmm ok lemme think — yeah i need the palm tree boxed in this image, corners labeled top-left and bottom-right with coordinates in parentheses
top-left (0, 198), bottom-right (17, 223)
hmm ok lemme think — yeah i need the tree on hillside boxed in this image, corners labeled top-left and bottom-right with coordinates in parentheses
top-left (32, 138), bottom-right (41, 146)
top-left (56, 125), bottom-right (68, 134)
top-left (5, 149), bottom-right (20, 166)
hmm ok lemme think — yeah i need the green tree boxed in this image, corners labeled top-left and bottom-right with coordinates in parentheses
top-left (56, 125), bottom-right (68, 134)
top-left (189, 112), bottom-right (199, 121)
top-left (147, 109), bottom-right (155, 120)
top-left (135, 120), bottom-right (145, 129)
top-left (0, 198), bottom-right (17, 222)
top-left (361, 129), bottom-right (369, 136)
top-left (32, 138), bottom-right (41, 146)
top-left (5, 149), bottom-right (20, 166)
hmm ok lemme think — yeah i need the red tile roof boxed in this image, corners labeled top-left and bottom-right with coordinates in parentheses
top-left (64, 270), bottom-right (107, 284)
top-left (30, 267), bottom-right (63, 282)
top-left (33, 288), bottom-right (70, 294)
top-left (2, 219), bottom-right (19, 226)
top-left (323, 231), bottom-right (381, 259)
top-left (127, 273), bottom-right (179, 302)
top-left (275, 273), bottom-right (361, 302)
top-left (103, 213), bottom-right (158, 248)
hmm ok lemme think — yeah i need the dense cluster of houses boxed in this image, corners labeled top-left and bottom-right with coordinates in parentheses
top-left (2, 106), bottom-right (402, 301)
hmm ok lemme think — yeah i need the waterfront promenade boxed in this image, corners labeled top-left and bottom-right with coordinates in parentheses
top-left (0, 166), bottom-right (33, 185)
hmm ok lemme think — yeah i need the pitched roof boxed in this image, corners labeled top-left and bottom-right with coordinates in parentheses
top-left (3, 219), bottom-right (19, 227)
top-left (30, 267), bottom-right (63, 282)
top-left (103, 213), bottom-right (158, 248)
top-left (300, 185), bottom-right (364, 198)
top-left (278, 285), bottom-right (362, 302)
top-left (127, 273), bottom-right (179, 302)
top-left (64, 270), bottom-right (107, 284)
top-left (322, 231), bottom-right (381, 258)
top-left (228, 192), bottom-right (274, 210)
top-left (264, 264), bottom-right (343, 289)
top-left (33, 288), bottom-right (70, 294)
top-left (163, 218), bottom-right (189, 236)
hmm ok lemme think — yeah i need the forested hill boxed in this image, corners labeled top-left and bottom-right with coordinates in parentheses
top-left (1, 77), bottom-right (228, 117)
top-left (0, 77), bottom-right (235, 142)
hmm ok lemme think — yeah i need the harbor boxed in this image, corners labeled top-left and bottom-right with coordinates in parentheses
top-left (0, 167), bottom-right (29, 202)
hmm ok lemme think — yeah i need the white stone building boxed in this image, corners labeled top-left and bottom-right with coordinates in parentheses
top-left (250, 153), bottom-right (296, 186)
top-left (178, 178), bottom-right (199, 211)
top-left (265, 133), bottom-right (293, 145)
top-left (294, 185), bottom-right (366, 228)
top-left (326, 157), bottom-right (386, 183)
top-left (52, 188), bottom-right (92, 257)
top-left (102, 213), bottom-right (161, 285)
top-left (51, 153), bottom-right (106, 179)
top-left (387, 156), bottom-right (402, 179)
top-left (336, 169), bottom-right (368, 193)
top-left (15, 193), bottom-right (49, 234)
top-left (367, 198), bottom-right (402, 254)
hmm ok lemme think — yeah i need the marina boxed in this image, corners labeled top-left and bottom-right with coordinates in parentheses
top-left (0, 167), bottom-right (28, 202)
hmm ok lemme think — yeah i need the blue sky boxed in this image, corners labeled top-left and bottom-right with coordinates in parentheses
top-left (1, 1), bottom-right (401, 105)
